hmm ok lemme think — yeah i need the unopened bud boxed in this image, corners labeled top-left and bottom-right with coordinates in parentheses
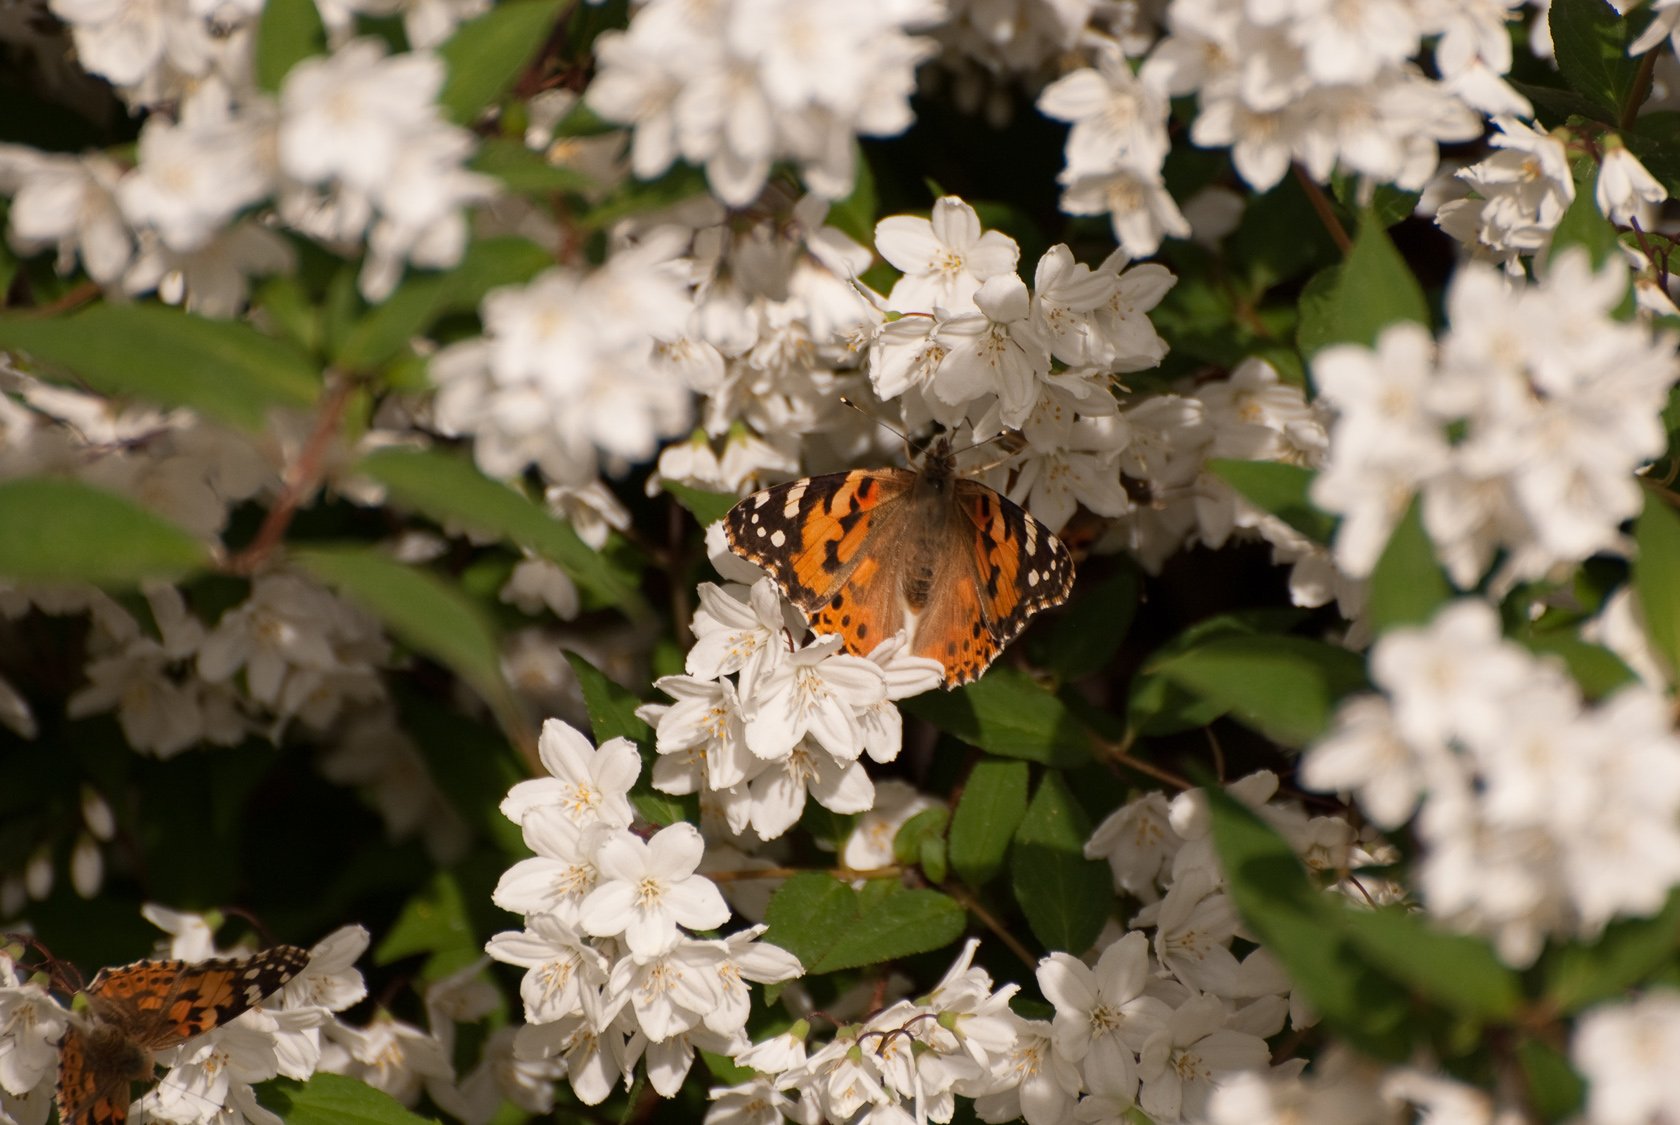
top-left (0, 875), bottom-right (23, 918)
top-left (789, 1019), bottom-right (810, 1041)
top-left (71, 835), bottom-right (103, 899)
top-left (24, 846), bottom-right (52, 901)
top-left (81, 787), bottom-right (115, 842)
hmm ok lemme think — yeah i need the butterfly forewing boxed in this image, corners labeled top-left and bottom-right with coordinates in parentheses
top-left (724, 469), bottom-right (914, 616)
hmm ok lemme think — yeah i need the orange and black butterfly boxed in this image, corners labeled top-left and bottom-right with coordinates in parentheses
top-left (55, 946), bottom-right (310, 1125)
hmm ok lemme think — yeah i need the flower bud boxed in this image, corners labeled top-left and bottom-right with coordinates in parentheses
top-left (81, 787), bottom-right (116, 842)
top-left (0, 876), bottom-right (23, 919)
top-left (71, 834), bottom-right (103, 899)
top-left (24, 846), bottom-right (52, 901)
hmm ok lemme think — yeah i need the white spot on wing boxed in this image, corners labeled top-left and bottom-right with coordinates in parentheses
top-left (781, 483), bottom-right (806, 519)
top-left (770, 529), bottom-right (786, 547)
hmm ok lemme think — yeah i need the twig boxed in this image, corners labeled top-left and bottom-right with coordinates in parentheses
top-left (1292, 165), bottom-right (1352, 255)
top-left (705, 865), bottom-right (901, 882)
top-left (1622, 48), bottom-right (1661, 134)
top-left (20, 280), bottom-right (101, 318)
top-left (944, 881), bottom-right (1037, 969)
top-left (226, 375), bottom-right (355, 575)
top-left (1092, 734), bottom-right (1195, 791)
top-left (1204, 726), bottom-right (1226, 784)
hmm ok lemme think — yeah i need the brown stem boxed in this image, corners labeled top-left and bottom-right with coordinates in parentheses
top-left (1094, 734), bottom-right (1195, 791)
top-left (20, 280), bottom-right (101, 318)
top-left (1622, 47), bottom-right (1661, 134)
top-left (705, 864), bottom-right (901, 882)
top-left (1292, 165), bottom-right (1352, 255)
top-left (226, 375), bottom-right (355, 575)
top-left (944, 880), bottom-right (1037, 969)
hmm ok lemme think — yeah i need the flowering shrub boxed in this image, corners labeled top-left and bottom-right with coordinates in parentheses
top-left (8, 1), bottom-right (1680, 1124)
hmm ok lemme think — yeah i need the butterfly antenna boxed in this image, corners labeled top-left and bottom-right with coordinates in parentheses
top-left (953, 428), bottom-right (1026, 474)
top-left (838, 397), bottom-right (914, 460)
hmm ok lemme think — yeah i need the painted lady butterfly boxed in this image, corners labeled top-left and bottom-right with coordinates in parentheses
top-left (56, 945), bottom-right (310, 1125)
top-left (724, 435), bottom-right (1075, 687)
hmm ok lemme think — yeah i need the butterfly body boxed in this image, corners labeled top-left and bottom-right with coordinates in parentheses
top-left (724, 437), bottom-right (1075, 687)
top-left (55, 945), bottom-right (310, 1125)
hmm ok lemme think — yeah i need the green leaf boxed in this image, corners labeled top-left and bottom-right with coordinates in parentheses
top-left (1510, 79), bottom-right (1620, 127)
top-left (1549, 0), bottom-right (1640, 116)
top-left (1205, 785), bottom-right (1409, 1057)
top-left (0, 304), bottom-right (319, 431)
top-left (1125, 609), bottom-right (1306, 737)
top-left (260, 1073), bottom-right (440, 1125)
top-left (373, 872), bottom-right (479, 979)
top-left (664, 481), bottom-right (739, 528)
top-left (1295, 265), bottom-right (1341, 359)
top-left (1543, 887), bottom-right (1680, 1012)
top-left (825, 149), bottom-right (879, 248)
top-left (0, 477), bottom-right (208, 585)
top-left (949, 758), bottom-right (1029, 887)
top-left (1633, 489), bottom-right (1680, 681)
top-left (581, 163), bottom-right (710, 231)
top-left (1517, 1037), bottom-right (1586, 1123)
top-left (1317, 212), bottom-right (1430, 351)
top-left (1521, 633), bottom-right (1636, 699)
top-left (469, 137), bottom-right (593, 195)
top-left (562, 650), bottom-right (652, 749)
top-left (334, 237), bottom-right (552, 370)
top-left (1208, 460), bottom-right (1337, 544)
top-left (892, 807), bottom-right (950, 867)
top-left (293, 546), bottom-right (518, 730)
top-left (357, 447), bottom-right (647, 615)
top-left (811, 889), bottom-right (968, 973)
top-left (1550, 165), bottom-right (1621, 270)
top-left (255, 0), bottom-right (325, 92)
top-left (436, 0), bottom-right (565, 124)
top-left (899, 666), bottom-right (1091, 767)
top-left (762, 873), bottom-right (860, 969)
top-left (1157, 635), bottom-right (1368, 748)
top-left (1338, 908), bottom-right (1523, 1020)
top-left (1366, 495), bottom-right (1452, 635)
top-left (1048, 569), bottom-right (1138, 681)
top-left (1010, 772), bottom-right (1110, 953)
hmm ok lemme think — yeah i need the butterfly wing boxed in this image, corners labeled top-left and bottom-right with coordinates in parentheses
top-left (725, 469), bottom-right (918, 656)
top-left (55, 1022), bottom-right (132, 1125)
top-left (85, 946), bottom-right (311, 1051)
top-left (908, 481), bottom-right (1074, 687)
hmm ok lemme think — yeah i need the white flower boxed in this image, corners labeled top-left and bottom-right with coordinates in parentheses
top-left (843, 779), bottom-right (942, 871)
top-left (278, 39), bottom-right (443, 195)
top-left (1057, 164), bottom-right (1191, 260)
top-left (875, 196), bottom-right (1020, 315)
top-left (1037, 51), bottom-right (1170, 179)
top-left (491, 808), bottom-right (612, 922)
top-left (0, 146), bottom-right (131, 283)
top-left (746, 735), bottom-right (876, 840)
top-left (1151, 867), bottom-right (1242, 995)
top-left (686, 579), bottom-right (796, 691)
top-left (743, 635), bottom-right (887, 762)
top-left (650, 675), bottom-right (762, 795)
top-left (116, 81), bottom-right (273, 254)
top-left (1573, 991), bottom-right (1680, 1125)
top-left (1136, 995), bottom-right (1271, 1122)
top-left (972, 1015), bottom-right (1083, 1125)
top-left (513, 1012), bottom-right (629, 1106)
top-left (500, 720), bottom-right (640, 829)
top-left (324, 1015), bottom-right (453, 1107)
top-left (1036, 933), bottom-right (1171, 1094)
top-left (486, 914), bottom-right (610, 1026)
top-left (1596, 142), bottom-right (1668, 226)
top-left (934, 272), bottom-right (1052, 429)
top-left (1300, 696), bottom-right (1424, 829)
top-left (0, 962), bottom-right (67, 1098)
top-left (706, 927), bottom-right (803, 1036)
top-left (578, 823), bottom-right (731, 960)
top-left (1085, 792), bottom-right (1179, 904)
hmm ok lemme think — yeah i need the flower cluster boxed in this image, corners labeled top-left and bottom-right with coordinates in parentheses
top-left (0, 33), bottom-right (490, 310)
top-left (487, 719), bottom-right (804, 1104)
top-left (641, 575), bottom-right (942, 843)
top-left (1303, 599), bottom-right (1680, 967)
top-left (1139, 0), bottom-right (1493, 196)
top-left (1311, 249), bottom-right (1680, 592)
top-left (585, 0), bottom-right (940, 207)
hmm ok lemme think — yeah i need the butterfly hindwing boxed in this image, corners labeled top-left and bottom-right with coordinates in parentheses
top-left (954, 479), bottom-right (1074, 647)
top-left (725, 469), bottom-right (914, 616)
